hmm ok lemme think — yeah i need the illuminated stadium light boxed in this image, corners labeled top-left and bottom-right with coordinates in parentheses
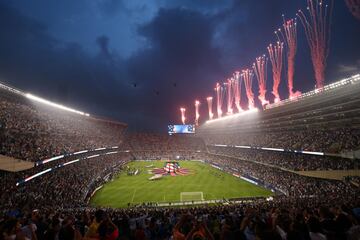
top-left (266, 73), bottom-right (360, 109)
top-left (73, 150), bottom-right (88, 155)
top-left (214, 144), bottom-right (228, 147)
top-left (235, 145), bottom-right (251, 149)
top-left (17, 168), bottom-right (53, 186)
top-left (211, 144), bottom-right (325, 156)
top-left (63, 159), bottom-right (80, 166)
top-left (41, 155), bottom-right (65, 164)
top-left (261, 147), bottom-right (284, 152)
top-left (17, 150), bottom-right (125, 186)
top-left (0, 82), bottom-right (24, 95)
top-left (25, 93), bottom-right (90, 116)
top-left (301, 151), bottom-right (324, 156)
top-left (105, 151), bottom-right (118, 155)
top-left (205, 108), bottom-right (259, 124)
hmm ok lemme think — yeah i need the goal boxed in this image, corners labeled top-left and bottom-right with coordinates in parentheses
top-left (180, 192), bottom-right (204, 202)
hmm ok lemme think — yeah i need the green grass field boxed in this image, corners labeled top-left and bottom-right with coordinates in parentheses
top-left (90, 161), bottom-right (273, 208)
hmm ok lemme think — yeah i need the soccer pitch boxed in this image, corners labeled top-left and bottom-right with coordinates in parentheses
top-left (90, 161), bottom-right (273, 208)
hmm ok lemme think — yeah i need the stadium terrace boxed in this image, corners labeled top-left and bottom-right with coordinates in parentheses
top-left (1, 0), bottom-right (360, 239)
top-left (0, 73), bottom-right (360, 239)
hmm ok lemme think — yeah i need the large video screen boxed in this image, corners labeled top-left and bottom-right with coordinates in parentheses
top-left (168, 125), bottom-right (195, 134)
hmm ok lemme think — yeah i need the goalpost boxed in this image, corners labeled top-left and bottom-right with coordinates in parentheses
top-left (180, 192), bottom-right (204, 202)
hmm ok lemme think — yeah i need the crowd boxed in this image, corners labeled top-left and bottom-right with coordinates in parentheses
top-left (208, 146), bottom-right (357, 171)
top-left (0, 152), bottom-right (132, 211)
top-left (0, 90), bottom-right (127, 162)
top-left (120, 133), bottom-right (207, 161)
top-left (124, 133), bottom-right (206, 152)
top-left (0, 141), bottom-right (358, 239)
top-left (1, 88), bottom-right (360, 238)
top-left (347, 176), bottom-right (360, 187)
top-left (204, 154), bottom-right (358, 198)
top-left (1, 193), bottom-right (359, 240)
top-left (200, 128), bottom-right (360, 154)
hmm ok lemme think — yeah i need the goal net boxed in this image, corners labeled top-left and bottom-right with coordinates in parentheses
top-left (180, 192), bottom-right (204, 202)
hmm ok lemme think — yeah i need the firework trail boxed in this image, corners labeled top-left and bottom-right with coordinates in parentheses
top-left (225, 78), bottom-right (235, 115)
top-left (275, 16), bottom-right (301, 98)
top-left (242, 69), bottom-right (255, 109)
top-left (345, 0), bottom-right (360, 20)
top-left (195, 100), bottom-right (200, 126)
top-left (233, 71), bottom-right (243, 112)
top-left (267, 42), bottom-right (284, 103)
top-left (215, 83), bottom-right (224, 118)
top-left (253, 55), bottom-right (269, 106)
top-left (297, 0), bottom-right (333, 88)
top-left (180, 108), bottom-right (186, 124)
top-left (206, 97), bottom-right (214, 120)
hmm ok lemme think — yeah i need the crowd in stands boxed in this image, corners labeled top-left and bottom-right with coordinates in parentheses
top-left (0, 86), bottom-right (359, 239)
top-left (0, 89), bottom-right (126, 162)
top-left (120, 133), bottom-right (207, 161)
top-left (1, 194), bottom-right (359, 239)
top-left (0, 137), bottom-right (358, 239)
top-left (208, 146), bottom-right (357, 171)
top-left (204, 154), bottom-right (358, 198)
top-left (200, 128), bottom-right (360, 153)
top-left (124, 133), bottom-right (205, 152)
top-left (347, 176), bottom-right (360, 187)
top-left (0, 152), bottom-right (132, 211)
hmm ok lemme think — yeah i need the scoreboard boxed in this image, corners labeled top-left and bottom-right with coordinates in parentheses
top-left (168, 125), bottom-right (195, 134)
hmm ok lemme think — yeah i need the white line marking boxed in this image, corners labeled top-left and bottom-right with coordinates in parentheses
top-left (131, 189), bottom-right (137, 203)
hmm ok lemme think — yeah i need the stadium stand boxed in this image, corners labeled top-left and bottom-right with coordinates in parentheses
top-left (0, 85), bottom-right (127, 163)
top-left (122, 133), bottom-right (207, 160)
top-left (208, 145), bottom-right (356, 171)
top-left (198, 74), bottom-right (360, 154)
top-left (1, 76), bottom-right (360, 239)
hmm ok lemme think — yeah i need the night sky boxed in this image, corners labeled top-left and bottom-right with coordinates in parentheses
top-left (0, 0), bottom-right (359, 132)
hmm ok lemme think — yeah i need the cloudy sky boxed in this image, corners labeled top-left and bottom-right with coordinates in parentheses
top-left (0, 0), bottom-right (359, 131)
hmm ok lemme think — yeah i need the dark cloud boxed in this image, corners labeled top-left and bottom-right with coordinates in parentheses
top-left (0, 3), bottom-right (131, 119)
top-left (96, 35), bottom-right (110, 56)
top-left (0, 0), bottom-right (359, 131)
top-left (127, 8), bottom-right (225, 125)
top-left (97, 0), bottom-right (125, 17)
top-left (0, 2), bottom-right (226, 131)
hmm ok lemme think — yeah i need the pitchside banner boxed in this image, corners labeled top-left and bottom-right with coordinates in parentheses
top-left (168, 125), bottom-right (195, 134)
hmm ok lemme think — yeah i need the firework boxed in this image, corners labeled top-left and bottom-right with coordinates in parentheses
top-left (242, 69), bottom-right (255, 109)
top-left (267, 42), bottom-right (284, 103)
top-left (206, 97), bottom-right (214, 120)
top-left (345, 0), bottom-right (360, 20)
top-left (195, 100), bottom-right (200, 126)
top-left (297, 0), bottom-right (333, 88)
top-left (275, 16), bottom-right (301, 98)
top-left (225, 78), bottom-right (234, 115)
top-left (215, 83), bottom-right (224, 118)
top-left (233, 71), bottom-right (243, 112)
top-left (180, 108), bottom-right (186, 125)
top-left (253, 55), bottom-right (269, 106)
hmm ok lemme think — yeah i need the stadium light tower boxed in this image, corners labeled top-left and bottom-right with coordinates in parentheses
top-left (195, 100), bottom-right (200, 126)
top-left (180, 107), bottom-right (186, 125)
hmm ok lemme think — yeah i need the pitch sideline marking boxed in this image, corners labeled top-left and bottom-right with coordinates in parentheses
top-left (131, 188), bottom-right (137, 203)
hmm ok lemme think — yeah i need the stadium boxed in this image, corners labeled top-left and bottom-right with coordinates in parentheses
top-left (0, 1), bottom-right (360, 240)
top-left (1, 73), bottom-right (360, 239)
